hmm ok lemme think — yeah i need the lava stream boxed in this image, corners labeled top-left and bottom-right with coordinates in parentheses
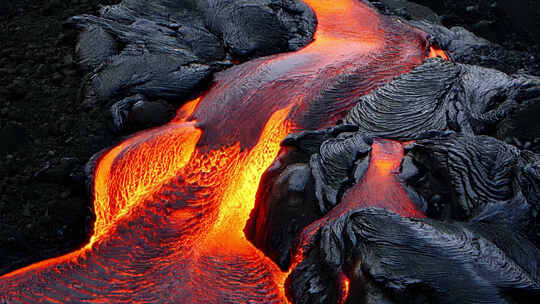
top-left (338, 140), bottom-right (424, 218)
top-left (286, 139), bottom-right (425, 303)
top-left (1, 0), bottom-right (440, 302)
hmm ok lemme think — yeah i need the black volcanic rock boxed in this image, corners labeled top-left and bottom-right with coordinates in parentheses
top-left (284, 130), bottom-right (540, 302)
top-left (75, 25), bottom-right (118, 72)
top-left (404, 134), bottom-right (540, 245)
top-left (343, 58), bottom-right (540, 146)
top-left (411, 21), bottom-right (539, 75)
top-left (0, 122), bottom-right (28, 155)
top-left (202, 0), bottom-right (317, 57)
top-left (110, 94), bottom-right (175, 133)
top-left (344, 208), bottom-right (540, 304)
top-left (498, 0), bottom-right (540, 47)
top-left (369, 0), bottom-right (441, 24)
top-left (70, 0), bottom-right (316, 106)
top-left (309, 133), bottom-right (372, 213)
top-left (246, 125), bottom-right (359, 269)
top-left (245, 147), bottom-right (320, 269)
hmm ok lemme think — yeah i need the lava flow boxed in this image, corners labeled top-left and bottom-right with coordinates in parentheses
top-left (339, 140), bottom-right (424, 218)
top-left (284, 139), bottom-right (424, 303)
top-left (1, 0), bottom-right (441, 303)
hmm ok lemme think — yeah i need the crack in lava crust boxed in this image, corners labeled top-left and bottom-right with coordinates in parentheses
top-left (0, 0), bottom-right (441, 302)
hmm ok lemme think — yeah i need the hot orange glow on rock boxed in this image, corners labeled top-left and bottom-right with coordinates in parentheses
top-left (174, 97), bottom-right (202, 122)
top-left (0, 1), bottom-right (440, 302)
top-left (428, 45), bottom-right (450, 60)
top-left (338, 271), bottom-right (351, 304)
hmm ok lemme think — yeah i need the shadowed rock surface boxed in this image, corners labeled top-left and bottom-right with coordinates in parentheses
top-left (410, 21), bottom-right (540, 75)
top-left (345, 208), bottom-right (540, 304)
top-left (372, 0), bottom-right (540, 75)
top-left (404, 134), bottom-right (540, 245)
top-left (246, 125), bottom-right (363, 269)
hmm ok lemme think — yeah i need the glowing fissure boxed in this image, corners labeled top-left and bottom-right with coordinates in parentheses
top-left (0, 0), bottom-right (443, 302)
top-left (338, 272), bottom-right (351, 304)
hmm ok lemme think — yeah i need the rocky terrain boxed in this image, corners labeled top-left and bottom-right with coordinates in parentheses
top-left (0, 0), bottom-right (119, 274)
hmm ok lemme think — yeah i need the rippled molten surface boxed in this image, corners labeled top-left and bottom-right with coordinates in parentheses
top-left (0, 0), bottom-right (438, 302)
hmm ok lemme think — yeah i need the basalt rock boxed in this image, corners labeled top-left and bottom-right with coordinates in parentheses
top-left (344, 208), bottom-right (540, 304)
top-left (367, 0), bottom-right (441, 24)
top-left (246, 125), bottom-right (361, 269)
top-left (410, 21), bottom-right (540, 75)
top-left (309, 133), bottom-right (372, 213)
top-left (343, 58), bottom-right (540, 145)
top-left (75, 25), bottom-right (118, 72)
top-left (368, 0), bottom-right (540, 75)
top-left (111, 94), bottom-right (175, 133)
top-left (284, 129), bottom-right (540, 303)
top-left (245, 146), bottom-right (320, 269)
top-left (69, 0), bottom-right (316, 105)
top-left (288, 207), bottom-right (539, 304)
top-left (403, 133), bottom-right (540, 245)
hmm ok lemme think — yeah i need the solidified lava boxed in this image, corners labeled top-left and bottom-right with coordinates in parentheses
top-left (246, 57), bottom-right (540, 304)
top-left (0, 0), bottom-right (439, 302)
top-left (255, 126), bottom-right (539, 303)
top-left (284, 138), bottom-right (425, 304)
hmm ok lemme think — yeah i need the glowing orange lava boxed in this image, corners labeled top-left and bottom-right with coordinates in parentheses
top-left (339, 139), bottom-right (424, 218)
top-left (338, 271), bottom-right (351, 304)
top-left (1, 1), bottom-right (439, 302)
top-left (428, 45), bottom-right (450, 60)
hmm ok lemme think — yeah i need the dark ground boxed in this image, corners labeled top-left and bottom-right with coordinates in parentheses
top-left (0, 0), bottom-right (120, 275)
top-left (414, 0), bottom-right (540, 57)
top-left (0, 0), bottom-right (539, 275)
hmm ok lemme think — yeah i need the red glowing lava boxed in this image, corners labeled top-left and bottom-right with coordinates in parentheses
top-left (338, 271), bottom-right (351, 304)
top-left (339, 139), bottom-right (424, 218)
top-left (0, 1), bottom-right (444, 302)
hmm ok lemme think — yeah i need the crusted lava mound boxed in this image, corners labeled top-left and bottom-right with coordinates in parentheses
top-left (247, 59), bottom-right (540, 303)
top-left (1, 0), bottom-right (540, 303)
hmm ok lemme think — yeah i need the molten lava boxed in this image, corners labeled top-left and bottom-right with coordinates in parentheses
top-left (428, 45), bottom-right (450, 60)
top-left (0, 0), bottom-right (443, 302)
top-left (339, 140), bottom-right (424, 218)
top-left (338, 271), bottom-right (351, 304)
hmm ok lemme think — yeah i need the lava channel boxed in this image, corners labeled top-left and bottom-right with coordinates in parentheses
top-left (1, 0), bottom-right (443, 303)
